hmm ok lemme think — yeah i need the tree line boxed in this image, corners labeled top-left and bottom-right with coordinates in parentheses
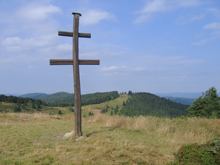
top-left (0, 94), bottom-right (46, 112)
top-left (45, 91), bottom-right (120, 107)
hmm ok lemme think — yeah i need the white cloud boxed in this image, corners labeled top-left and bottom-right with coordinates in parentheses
top-left (140, 0), bottom-right (167, 13)
top-left (80, 9), bottom-right (116, 25)
top-left (207, 8), bottom-right (220, 19)
top-left (56, 44), bottom-right (72, 52)
top-left (79, 46), bottom-right (126, 58)
top-left (134, 0), bottom-right (202, 23)
top-left (190, 14), bottom-right (205, 21)
top-left (0, 2), bottom-right (61, 36)
top-left (17, 4), bottom-right (61, 21)
top-left (192, 23), bottom-right (220, 46)
top-left (0, 1), bottom-right (63, 70)
top-left (204, 22), bottom-right (220, 29)
top-left (1, 35), bottom-right (56, 52)
top-left (191, 37), bottom-right (219, 46)
top-left (101, 66), bottom-right (118, 71)
top-left (101, 66), bottom-right (145, 73)
top-left (176, 0), bottom-right (200, 7)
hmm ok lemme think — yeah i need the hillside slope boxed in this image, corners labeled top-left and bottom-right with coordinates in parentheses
top-left (39, 91), bottom-right (120, 106)
top-left (120, 92), bottom-right (189, 118)
top-left (39, 92), bottom-right (73, 104)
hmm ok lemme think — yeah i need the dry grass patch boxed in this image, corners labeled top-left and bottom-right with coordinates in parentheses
top-left (0, 112), bottom-right (219, 164)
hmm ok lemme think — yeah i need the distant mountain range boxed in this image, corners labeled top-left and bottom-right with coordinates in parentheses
top-left (18, 92), bottom-right (206, 99)
top-left (163, 97), bottom-right (195, 105)
top-left (20, 93), bottom-right (48, 99)
top-left (4, 91), bottom-right (220, 106)
top-left (156, 92), bottom-right (203, 98)
top-left (18, 91), bottom-right (120, 106)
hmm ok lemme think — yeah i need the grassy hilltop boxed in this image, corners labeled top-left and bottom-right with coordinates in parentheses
top-left (0, 112), bottom-right (219, 164)
top-left (0, 93), bottom-right (220, 164)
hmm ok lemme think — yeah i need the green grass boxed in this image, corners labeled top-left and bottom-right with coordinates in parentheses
top-left (0, 112), bottom-right (220, 164)
top-left (0, 94), bottom-right (220, 164)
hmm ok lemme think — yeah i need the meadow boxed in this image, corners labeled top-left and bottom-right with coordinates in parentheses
top-left (0, 111), bottom-right (219, 165)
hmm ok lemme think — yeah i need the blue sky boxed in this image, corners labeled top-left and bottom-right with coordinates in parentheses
top-left (0, 0), bottom-right (220, 95)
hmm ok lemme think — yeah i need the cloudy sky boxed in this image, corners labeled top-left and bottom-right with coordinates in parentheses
top-left (0, 0), bottom-right (220, 95)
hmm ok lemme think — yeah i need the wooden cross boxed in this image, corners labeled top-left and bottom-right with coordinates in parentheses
top-left (50, 12), bottom-right (100, 137)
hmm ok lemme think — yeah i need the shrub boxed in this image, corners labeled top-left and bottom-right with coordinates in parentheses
top-left (68, 107), bottom-right (74, 112)
top-left (101, 108), bottom-right (108, 113)
top-left (89, 111), bottom-right (94, 116)
top-left (167, 137), bottom-right (220, 165)
top-left (13, 105), bottom-right (21, 113)
top-left (58, 110), bottom-right (62, 115)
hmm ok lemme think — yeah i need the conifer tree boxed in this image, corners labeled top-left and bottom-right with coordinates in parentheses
top-left (187, 87), bottom-right (220, 118)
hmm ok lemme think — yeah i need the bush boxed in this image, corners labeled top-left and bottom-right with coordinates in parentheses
top-left (58, 110), bottom-right (62, 115)
top-left (89, 111), bottom-right (94, 116)
top-left (13, 105), bottom-right (21, 113)
top-left (68, 107), bottom-right (74, 112)
top-left (167, 137), bottom-right (220, 165)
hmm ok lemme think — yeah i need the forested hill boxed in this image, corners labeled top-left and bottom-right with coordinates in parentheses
top-left (39, 92), bottom-right (73, 105)
top-left (120, 92), bottom-right (189, 118)
top-left (39, 91), bottom-right (120, 106)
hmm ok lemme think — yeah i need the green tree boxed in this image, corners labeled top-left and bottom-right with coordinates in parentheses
top-left (89, 111), bottom-right (94, 116)
top-left (68, 107), bottom-right (74, 112)
top-left (13, 105), bottom-right (21, 113)
top-left (101, 109), bottom-right (105, 113)
top-left (123, 101), bottom-right (126, 106)
top-left (58, 110), bottom-right (62, 115)
top-left (35, 100), bottom-right (41, 111)
top-left (21, 104), bottom-right (26, 110)
top-left (114, 105), bottom-right (119, 115)
top-left (187, 87), bottom-right (220, 118)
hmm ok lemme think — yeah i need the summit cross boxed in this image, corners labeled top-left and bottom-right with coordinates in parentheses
top-left (50, 12), bottom-right (100, 137)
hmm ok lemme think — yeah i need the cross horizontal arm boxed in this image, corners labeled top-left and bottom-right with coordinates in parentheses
top-left (58, 31), bottom-right (91, 38)
top-left (50, 59), bottom-right (100, 65)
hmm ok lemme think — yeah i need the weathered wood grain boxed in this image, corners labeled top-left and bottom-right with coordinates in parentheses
top-left (58, 31), bottom-right (91, 38)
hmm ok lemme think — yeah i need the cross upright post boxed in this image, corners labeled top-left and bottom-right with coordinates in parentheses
top-left (50, 12), bottom-right (100, 137)
top-left (72, 12), bottom-right (82, 137)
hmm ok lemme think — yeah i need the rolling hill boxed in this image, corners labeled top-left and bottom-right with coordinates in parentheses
top-left (20, 93), bottom-right (48, 99)
top-left (38, 91), bottom-right (120, 106)
top-left (1, 91), bottom-right (190, 118)
top-left (120, 92), bottom-right (189, 118)
top-left (39, 92), bottom-right (73, 104)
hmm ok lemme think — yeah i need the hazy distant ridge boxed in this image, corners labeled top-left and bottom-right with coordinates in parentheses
top-left (164, 97), bottom-right (195, 105)
top-left (20, 93), bottom-right (48, 99)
